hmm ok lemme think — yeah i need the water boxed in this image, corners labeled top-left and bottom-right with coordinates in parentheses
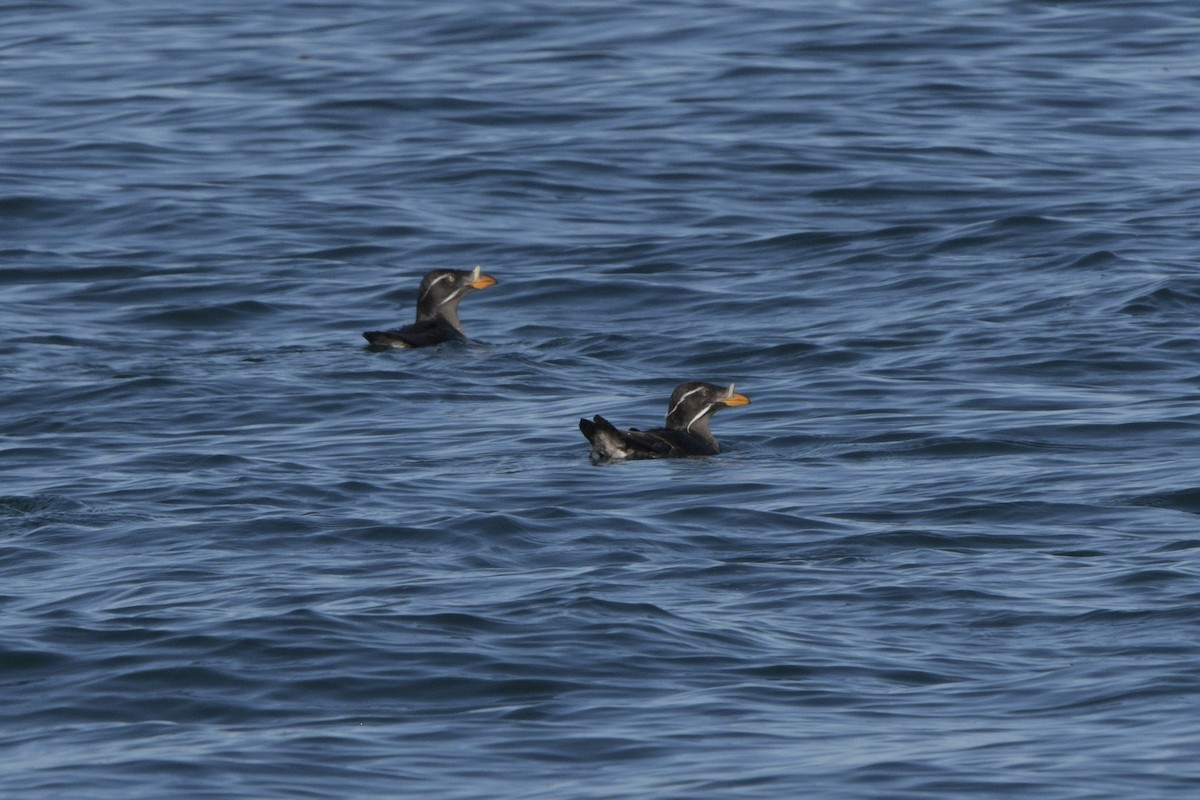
top-left (3, 1), bottom-right (1200, 797)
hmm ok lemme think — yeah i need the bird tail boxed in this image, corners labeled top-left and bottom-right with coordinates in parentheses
top-left (363, 331), bottom-right (409, 348)
top-left (581, 415), bottom-right (626, 463)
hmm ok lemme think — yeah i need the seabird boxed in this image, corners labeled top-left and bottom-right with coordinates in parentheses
top-left (579, 381), bottom-right (750, 463)
top-left (363, 265), bottom-right (498, 348)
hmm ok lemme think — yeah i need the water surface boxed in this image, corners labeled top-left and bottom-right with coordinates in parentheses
top-left (3, 2), bottom-right (1200, 798)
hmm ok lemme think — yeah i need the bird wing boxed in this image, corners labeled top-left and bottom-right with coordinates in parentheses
top-left (623, 428), bottom-right (715, 457)
top-left (581, 416), bottom-right (713, 460)
top-left (363, 320), bottom-right (463, 349)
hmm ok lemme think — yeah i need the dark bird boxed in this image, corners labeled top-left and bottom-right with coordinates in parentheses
top-left (579, 381), bottom-right (750, 463)
top-left (363, 265), bottom-right (498, 348)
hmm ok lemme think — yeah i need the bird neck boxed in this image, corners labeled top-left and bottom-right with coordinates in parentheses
top-left (417, 300), bottom-right (465, 333)
top-left (667, 405), bottom-right (716, 444)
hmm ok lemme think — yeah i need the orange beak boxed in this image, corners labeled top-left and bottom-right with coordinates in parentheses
top-left (721, 383), bottom-right (750, 407)
top-left (468, 265), bottom-right (497, 290)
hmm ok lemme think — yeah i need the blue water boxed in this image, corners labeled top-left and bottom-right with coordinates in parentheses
top-left (4, 1), bottom-right (1200, 797)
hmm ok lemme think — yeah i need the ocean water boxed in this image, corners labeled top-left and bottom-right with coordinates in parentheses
top-left (3, 1), bottom-right (1200, 797)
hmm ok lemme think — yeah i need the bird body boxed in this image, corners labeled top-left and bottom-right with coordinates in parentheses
top-left (363, 266), bottom-right (497, 348)
top-left (580, 382), bottom-right (750, 463)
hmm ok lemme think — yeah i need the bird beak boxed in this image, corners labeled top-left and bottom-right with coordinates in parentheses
top-left (469, 265), bottom-right (497, 289)
top-left (720, 383), bottom-right (750, 406)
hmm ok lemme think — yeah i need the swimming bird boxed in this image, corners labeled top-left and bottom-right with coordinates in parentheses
top-left (363, 266), bottom-right (498, 348)
top-left (579, 382), bottom-right (750, 463)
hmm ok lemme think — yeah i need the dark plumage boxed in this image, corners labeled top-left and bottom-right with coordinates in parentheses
top-left (579, 381), bottom-right (750, 463)
top-left (363, 266), bottom-right (498, 348)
